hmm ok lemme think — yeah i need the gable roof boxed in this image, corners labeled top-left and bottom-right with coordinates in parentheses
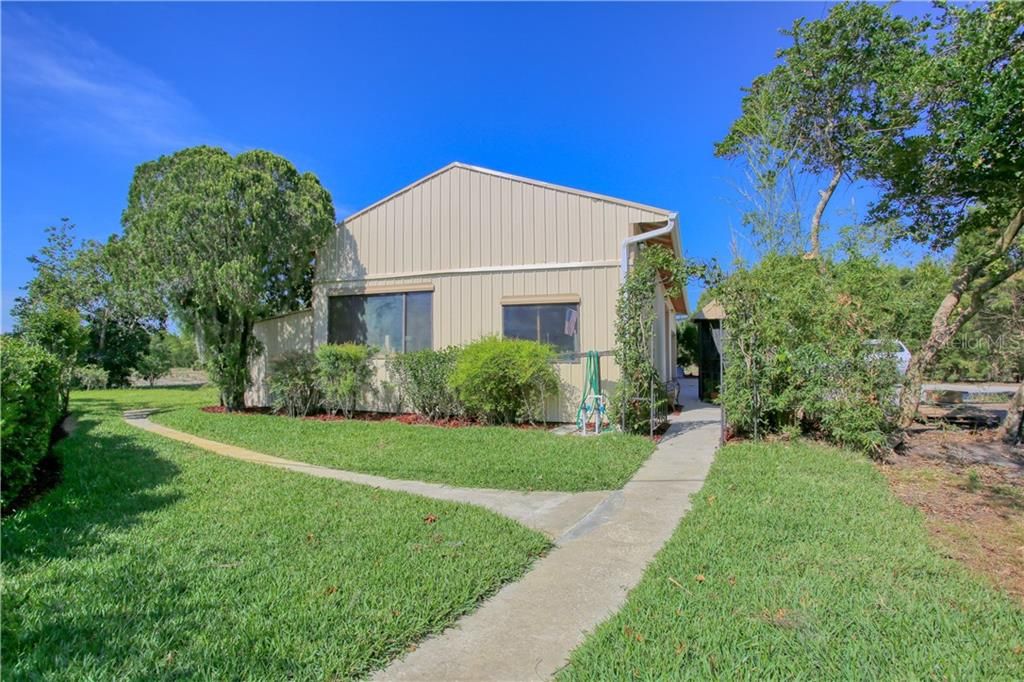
top-left (342, 161), bottom-right (675, 223)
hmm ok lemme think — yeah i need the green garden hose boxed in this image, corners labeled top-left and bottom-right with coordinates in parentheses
top-left (575, 351), bottom-right (603, 430)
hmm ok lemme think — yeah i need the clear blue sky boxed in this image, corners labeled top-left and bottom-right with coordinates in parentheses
top-left (3, 1), bottom-right (893, 332)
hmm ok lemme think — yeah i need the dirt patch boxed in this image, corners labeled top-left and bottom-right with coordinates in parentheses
top-left (899, 427), bottom-right (1023, 474)
top-left (882, 428), bottom-right (1023, 603)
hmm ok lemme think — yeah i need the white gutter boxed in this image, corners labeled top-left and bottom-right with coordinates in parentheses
top-left (620, 212), bottom-right (678, 282)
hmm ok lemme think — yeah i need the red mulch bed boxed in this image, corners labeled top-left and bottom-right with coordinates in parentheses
top-left (198, 405), bottom-right (548, 430)
top-left (201, 405), bottom-right (273, 415)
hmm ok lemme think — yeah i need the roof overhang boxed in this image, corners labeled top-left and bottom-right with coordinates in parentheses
top-left (635, 218), bottom-right (689, 315)
top-left (692, 300), bottom-right (725, 321)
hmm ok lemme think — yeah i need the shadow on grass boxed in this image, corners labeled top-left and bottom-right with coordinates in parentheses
top-left (1, 416), bottom-right (183, 569)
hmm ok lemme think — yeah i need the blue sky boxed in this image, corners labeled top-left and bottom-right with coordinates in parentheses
top-left (3, 1), bottom-right (900, 331)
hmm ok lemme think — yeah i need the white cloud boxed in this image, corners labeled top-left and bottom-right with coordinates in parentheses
top-left (2, 8), bottom-right (225, 154)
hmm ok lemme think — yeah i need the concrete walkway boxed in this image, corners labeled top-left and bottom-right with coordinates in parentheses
top-left (377, 396), bottom-right (720, 681)
top-left (124, 412), bottom-right (608, 539)
top-left (126, 385), bottom-right (720, 681)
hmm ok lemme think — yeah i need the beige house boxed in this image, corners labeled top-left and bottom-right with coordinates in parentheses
top-left (246, 162), bottom-right (687, 421)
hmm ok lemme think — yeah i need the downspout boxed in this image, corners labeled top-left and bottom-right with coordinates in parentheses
top-left (619, 212), bottom-right (678, 282)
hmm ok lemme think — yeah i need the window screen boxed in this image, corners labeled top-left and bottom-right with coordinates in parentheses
top-left (328, 291), bottom-right (432, 352)
top-left (502, 303), bottom-right (579, 355)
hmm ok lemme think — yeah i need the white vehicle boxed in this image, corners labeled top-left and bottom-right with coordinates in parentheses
top-left (865, 339), bottom-right (912, 375)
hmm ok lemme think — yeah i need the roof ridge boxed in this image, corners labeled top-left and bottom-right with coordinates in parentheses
top-left (342, 162), bottom-right (673, 223)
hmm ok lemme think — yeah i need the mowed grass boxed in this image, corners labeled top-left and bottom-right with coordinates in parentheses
top-left (559, 441), bottom-right (1024, 680)
top-left (1, 387), bottom-right (549, 680)
top-left (151, 402), bottom-right (654, 492)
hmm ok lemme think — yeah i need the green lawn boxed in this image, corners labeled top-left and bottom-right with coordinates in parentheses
top-left (1, 387), bottom-right (549, 679)
top-left (150, 399), bottom-right (653, 492)
top-left (559, 441), bottom-right (1024, 680)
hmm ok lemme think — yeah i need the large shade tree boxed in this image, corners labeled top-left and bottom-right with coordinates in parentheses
top-left (715, 2), bottom-right (926, 257)
top-left (121, 146), bottom-right (336, 409)
top-left (866, 1), bottom-right (1023, 427)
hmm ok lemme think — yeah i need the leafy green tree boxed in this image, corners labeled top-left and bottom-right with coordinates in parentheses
top-left (120, 146), bottom-right (336, 409)
top-left (675, 320), bottom-right (698, 369)
top-left (11, 219), bottom-right (80, 322)
top-left (136, 333), bottom-right (175, 387)
top-left (19, 307), bottom-right (87, 415)
top-left (933, 277), bottom-right (1024, 383)
top-left (865, 1), bottom-right (1024, 425)
top-left (83, 317), bottom-right (151, 387)
top-left (13, 220), bottom-right (161, 388)
top-left (165, 331), bottom-right (200, 368)
top-left (716, 2), bottom-right (926, 257)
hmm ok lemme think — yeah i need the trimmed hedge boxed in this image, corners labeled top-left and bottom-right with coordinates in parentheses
top-left (450, 337), bottom-right (559, 424)
top-left (387, 347), bottom-right (463, 420)
top-left (269, 352), bottom-right (321, 417)
top-left (1, 337), bottom-right (63, 509)
top-left (315, 343), bottom-right (375, 418)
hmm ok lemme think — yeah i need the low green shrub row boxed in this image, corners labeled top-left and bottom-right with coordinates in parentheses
top-left (1, 337), bottom-right (63, 509)
top-left (267, 337), bottom-right (560, 424)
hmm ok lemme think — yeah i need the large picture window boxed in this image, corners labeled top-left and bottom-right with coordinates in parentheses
top-left (502, 303), bottom-right (579, 355)
top-left (328, 291), bottom-right (432, 352)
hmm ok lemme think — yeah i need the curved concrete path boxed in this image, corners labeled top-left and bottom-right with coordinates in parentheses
top-left (123, 412), bottom-right (608, 539)
top-left (126, 382), bottom-right (720, 681)
top-left (376, 399), bottom-right (720, 681)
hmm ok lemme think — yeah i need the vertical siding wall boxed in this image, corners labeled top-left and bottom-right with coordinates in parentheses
top-left (306, 164), bottom-right (672, 422)
top-left (245, 309), bottom-right (313, 407)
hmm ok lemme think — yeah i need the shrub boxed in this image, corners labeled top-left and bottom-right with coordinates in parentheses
top-left (268, 352), bottom-right (320, 417)
top-left (73, 364), bottom-right (109, 390)
top-left (1, 337), bottom-right (63, 509)
top-left (387, 347), bottom-right (463, 420)
top-left (611, 381), bottom-right (671, 436)
top-left (19, 306), bottom-right (87, 414)
top-left (450, 337), bottom-right (559, 424)
top-left (614, 245), bottom-right (695, 434)
top-left (715, 254), bottom-right (901, 456)
top-left (315, 344), bottom-right (376, 418)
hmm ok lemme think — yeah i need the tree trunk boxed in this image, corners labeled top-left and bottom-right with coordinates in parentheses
top-left (997, 383), bottom-right (1023, 445)
top-left (222, 315), bottom-right (252, 412)
top-left (899, 207), bottom-right (1024, 427)
top-left (808, 167), bottom-right (843, 258)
